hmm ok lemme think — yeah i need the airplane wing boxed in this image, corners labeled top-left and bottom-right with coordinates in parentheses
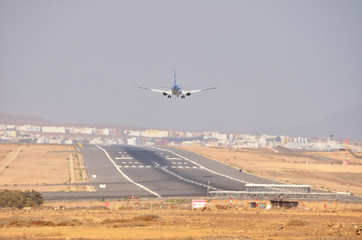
top-left (137, 86), bottom-right (172, 96)
top-left (183, 86), bottom-right (217, 96)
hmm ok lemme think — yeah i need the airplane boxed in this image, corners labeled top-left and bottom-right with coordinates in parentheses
top-left (137, 70), bottom-right (216, 99)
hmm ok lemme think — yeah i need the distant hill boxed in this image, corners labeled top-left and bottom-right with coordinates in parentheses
top-left (251, 104), bottom-right (362, 140)
top-left (0, 113), bottom-right (53, 125)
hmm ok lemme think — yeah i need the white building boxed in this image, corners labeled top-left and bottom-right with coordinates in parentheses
top-left (42, 126), bottom-right (66, 134)
top-left (36, 137), bottom-right (47, 144)
top-left (64, 139), bottom-right (74, 144)
top-left (124, 130), bottom-right (141, 137)
top-left (127, 137), bottom-right (139, 145)
top-left (80, 128), bottom-right (95, 135)
top-left (203, 132), bottom-right (228, 140)
top-left (18, 125), bottom-right (41, 132)
top-left (89, 138), bottom-right (104, 144)
top-left (102, 128), bottom-right (110, 136)
top-left (142, 130), bottom-right (169, 138)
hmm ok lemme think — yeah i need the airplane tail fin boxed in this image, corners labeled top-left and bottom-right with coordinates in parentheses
top-left (174, 69), bottom-right (176, 85)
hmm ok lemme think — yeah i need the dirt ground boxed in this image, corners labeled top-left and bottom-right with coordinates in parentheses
top-left (0, 144), bottom-right (362, 239)
top-left (0, 199), bottom-right (361, 240)
top-left (0, 144), bottom-right (90, 192)
top-left (179, 146), bottom-right (362, 197)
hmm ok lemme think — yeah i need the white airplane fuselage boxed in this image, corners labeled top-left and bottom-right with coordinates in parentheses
top-left (138, 70), bottom-right (216, 99)
top-left (171, 85), bottom-right (182, 96)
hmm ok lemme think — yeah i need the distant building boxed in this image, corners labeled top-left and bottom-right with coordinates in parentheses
top-left (124, 130), bottom-right (141, 137)
top-left (127, 137), bottom-right (139, 145)
top-left (5, 130), bottom-right (17, 138)
top-left (42, 126), bottom-right (66, 134)
top-left (101, 128), bottom-right (110, 136)
top-left (80, 128), bottom-right (95, 135)
top-left (142, 130), bottom-right (169, 138)
top-left (64, 139), bottom-right (74, 144)
top-left (204, 131), bottom-right (228, 140)
top-left (89, 137), bottom-right (104, 144)
top-left (18, 125), bottom-right (41, 132)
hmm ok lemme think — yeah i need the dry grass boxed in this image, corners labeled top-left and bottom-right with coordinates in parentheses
top-left (0, 144), bottom-right (19, 162)
top-left (180, 146), bottom-right (362, 196)
top-left (0, 144), bottom-right (91, 192)
top-left (0, 200), bottom-right (361, 239)
top-left (0, 144), bottom-right (69, 185)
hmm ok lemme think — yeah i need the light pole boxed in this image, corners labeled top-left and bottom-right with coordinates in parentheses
top-left (207, 181), bottom-right (210, 197)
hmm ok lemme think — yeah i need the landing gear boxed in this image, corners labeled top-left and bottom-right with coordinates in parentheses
top-left (181, 95), bottom-right (185, 99)
top-left (167, 95), bottom-right (171, 99)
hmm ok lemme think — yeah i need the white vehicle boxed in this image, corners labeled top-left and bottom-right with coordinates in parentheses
top-left (138, 70), bottom-right (216, 99)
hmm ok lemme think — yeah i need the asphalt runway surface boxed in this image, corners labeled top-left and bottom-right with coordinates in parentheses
top-left (43, 144), bottom-right (276, 200)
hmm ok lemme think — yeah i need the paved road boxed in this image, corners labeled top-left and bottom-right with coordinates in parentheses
top-left (43, 144), bottom-right (276, 200)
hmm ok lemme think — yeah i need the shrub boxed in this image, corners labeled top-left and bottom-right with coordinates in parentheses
top-left (0, 190), bottom-right (43, 209)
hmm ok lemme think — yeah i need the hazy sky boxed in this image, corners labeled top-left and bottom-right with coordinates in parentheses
top-left (1, 0), bottom-right (361, 133)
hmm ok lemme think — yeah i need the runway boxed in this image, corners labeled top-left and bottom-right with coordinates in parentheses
top-left (43, 144), bottom-right (276, 200)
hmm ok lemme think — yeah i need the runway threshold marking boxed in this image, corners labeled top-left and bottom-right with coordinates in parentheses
top-left (94, 144), bottom-right (162, 198)
top-left (151, 147), bottom-right (249, 184)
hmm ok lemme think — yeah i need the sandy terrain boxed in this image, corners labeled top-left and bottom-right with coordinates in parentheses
top-left (0, 144), bottom-right (362, 239)
top-left (0, 144), bottom-right (20, 162)
top-left (0, 144), bottom-right (90, 192)
top-left (0, 199), bottom-right (361, 240)
top-left (179, 146), bottom-right (362, 197)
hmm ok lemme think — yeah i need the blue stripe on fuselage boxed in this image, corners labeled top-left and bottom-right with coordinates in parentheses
top-left (172, 85), bottom-right (182, 95)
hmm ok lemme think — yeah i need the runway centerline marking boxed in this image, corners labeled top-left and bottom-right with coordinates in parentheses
top-left (151, 147), bottom-right (249, 184)
top-left (115, 157), bottom-right (133, 160)
top-left (151, 161), bottom-right (220, 191)
top-left (95, 144), bottom-right (162, 198)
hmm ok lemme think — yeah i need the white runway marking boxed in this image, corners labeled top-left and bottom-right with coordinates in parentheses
top-left (165, 157), bottom-right (181, 160)
top-left (150, 147), bottom-right (249, 184)
top-left (95, 144), bottom-right (161, 198)
top-left (116, 164), bottom-right (200, 169)
top-left (115, 157), bottom-right (133, 160)
top-left (152, 160), bottom-right (220, 191)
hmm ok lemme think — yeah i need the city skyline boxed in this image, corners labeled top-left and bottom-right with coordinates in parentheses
top-left (2, 121), bottom-right (357, 153)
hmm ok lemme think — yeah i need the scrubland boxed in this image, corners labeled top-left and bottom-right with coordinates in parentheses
top-left (0, 144), bottom-right (362, 239)
top-left (180, 146), bottom-right (362, 197)
top-left (0, 199), bottom-right (361, 240)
